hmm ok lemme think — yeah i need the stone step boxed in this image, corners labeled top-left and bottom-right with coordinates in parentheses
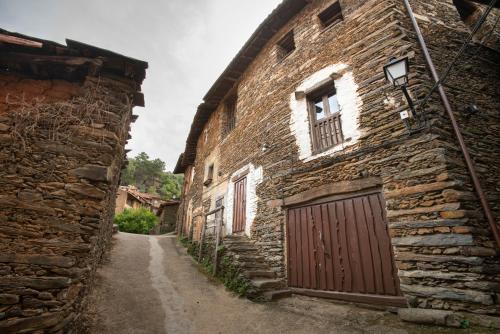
top-left (233, 254), bottom-right (265, 262)
top-left (225, 245), bottom-right (258, 252)
top-left (223, 239), bottom-right (254, 245)
top-left (262, 289), bottom-right (292, 301)
top-left (234, 261), bottom-right (268, 270)
top-left (224, 235), bottom-right (250, 241)
top-left (250, 278), bottom-right (284, 290)
top-left (223, 243), bottom-right (255, 249)
top-left (243, 270), bottom-right (277, 279)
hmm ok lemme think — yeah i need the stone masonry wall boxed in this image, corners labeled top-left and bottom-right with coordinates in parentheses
top-left (178, 0), bottom-right (499, 316)
top-left (389, 0), bottom-right (500, 315)
top-left (0, 72), bottom-right (136, 332)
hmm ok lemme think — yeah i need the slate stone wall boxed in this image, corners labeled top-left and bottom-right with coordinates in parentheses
top-left (178, 0), bottom-right (499, 316)
top-left (393, 0), bottom-right (500, 314)
top-left (0, 72), bottom-right (135, 332)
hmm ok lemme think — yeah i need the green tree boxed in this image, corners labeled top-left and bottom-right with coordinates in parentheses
top-left (120, 158), bottom-right (137, 186)
top-left (133, 152), bottom-right (165, 192)
top-left (114, 207), bottom-right (158, 234)
top-left (158, 172), bottom-right (183, 199)
top-left (120, 152), bottom-right (183, 199)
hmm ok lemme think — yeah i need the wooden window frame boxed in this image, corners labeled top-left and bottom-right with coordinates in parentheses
top-left (307, 84), bottom-right (344, 154)
top-left (204, 163), bottom-right (214, 187)
top-left (318, 1), bottom-right (344, 28)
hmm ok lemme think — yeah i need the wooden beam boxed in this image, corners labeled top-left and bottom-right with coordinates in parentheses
top-left (0, 34), bottom-right (43, 48)
top-left (132, 92), bottom-right (145, 107)
top-left (290, 288), bottom-right (408, 308)
top-left (283, 177), bottom-right (383, 207)
top-left (198, 216), bottom-right (207, 261)
top-left (0, 52), bottom-right (99, 66)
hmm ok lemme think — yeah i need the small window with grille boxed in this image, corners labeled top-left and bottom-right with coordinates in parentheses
top-left (276, 30), bottom-right (295, 61)
top-left (223, 95), bottom-right (236, 137)
top-left (307, 84), bottom-right (344, 153)
top-left (318, 1), bottom-right (343, 28)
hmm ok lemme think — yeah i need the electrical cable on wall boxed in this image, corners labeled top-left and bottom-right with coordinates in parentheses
top-left (416, 0), bottom-right (498, 112)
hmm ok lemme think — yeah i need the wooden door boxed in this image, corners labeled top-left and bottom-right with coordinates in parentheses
top-left (286, 192), bottom-right (402, 301)
top-left (232, 177), bottom-right (247, 233)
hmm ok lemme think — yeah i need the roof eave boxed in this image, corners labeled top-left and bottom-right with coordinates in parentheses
top-left (176, 0), bottom-right (309, 171)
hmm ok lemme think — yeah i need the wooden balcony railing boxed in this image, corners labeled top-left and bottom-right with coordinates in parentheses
top-left (312, 113), bottom-right (343, 153)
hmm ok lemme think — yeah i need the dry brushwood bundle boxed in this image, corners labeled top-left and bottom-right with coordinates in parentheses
top-left (6, 85), bottom-right (131, 152)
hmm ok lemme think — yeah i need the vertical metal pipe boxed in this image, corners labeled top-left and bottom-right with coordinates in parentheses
top-left (402, 0), bottom-right (500, 248)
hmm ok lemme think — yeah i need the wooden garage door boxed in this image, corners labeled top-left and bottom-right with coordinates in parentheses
top-left (232, 177), bottom-right (247, 233)
top-left (286, 192), bottom-right (401, 299)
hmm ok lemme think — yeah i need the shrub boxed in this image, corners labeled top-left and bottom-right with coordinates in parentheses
top-left (114, 207), bottom-right (157, 234)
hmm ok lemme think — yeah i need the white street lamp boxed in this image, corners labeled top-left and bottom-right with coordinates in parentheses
top-left (383, 57), bottom-right (409, 87)
top-left (383, 57), bottom-right (416, 117)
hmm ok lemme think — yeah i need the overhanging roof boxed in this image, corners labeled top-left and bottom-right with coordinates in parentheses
top-left (0, 28), bottom-right (148, 86)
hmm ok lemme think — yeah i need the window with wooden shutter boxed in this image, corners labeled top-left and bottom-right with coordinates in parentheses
top-left (307, 84), bottom-right (344, 153)
top-left (204, 164), bottom-right (214, 187)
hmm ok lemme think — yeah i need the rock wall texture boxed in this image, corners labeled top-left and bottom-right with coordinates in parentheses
top-left (0, 73), bottom-right (139, 332)
top-left (177, 0), bottom-right (499, 316)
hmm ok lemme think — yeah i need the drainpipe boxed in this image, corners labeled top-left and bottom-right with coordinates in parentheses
top-left (402, 0), bottom-right (500, 249)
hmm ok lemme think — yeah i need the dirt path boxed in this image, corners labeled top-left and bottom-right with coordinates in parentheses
top-left (87, 233), bottom-right (475, 334)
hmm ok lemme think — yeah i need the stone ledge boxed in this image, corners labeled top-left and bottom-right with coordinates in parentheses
top-left (65, 183), bottom-right (106, 199)
top-left (385, 181), bottom-right (458, 199)
top-left (398, 270), bottom-right (479, 281)
top-left (0, 293), bottom-right (19, 305)
top-left (398, 308), bottom-right (500, 329)
top-left (0, 254), bottom-right (76, 268)
top-left (392, 233), bottom-right (473, 246)
top-left (71, 164), bottom-right (111, 182)
top-left (387, 203), bottom-right (460, 218)
top-left (69, 125), bottom-right (119, 142)
top-left (0, 311), bottom-right (64, 333)
top-left (400, 284), bottom-right (493, 305)
top-left (398, 308), bottom-right (453, 326)
top-left (394, 252), bottom-right (484, 265)
top-left (389, 218), bottom-right (468, 229)
top-left (0, 277), bottom-right (71, 290)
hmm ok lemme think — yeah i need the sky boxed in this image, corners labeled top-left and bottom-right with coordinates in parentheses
top-left (0, 0), bottom-right (282, 171)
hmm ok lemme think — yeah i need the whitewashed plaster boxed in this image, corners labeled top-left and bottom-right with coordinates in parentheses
top-left (224, 163), bottom-right (263, 237)
top-left (289, 63), bottom-right (363, 162)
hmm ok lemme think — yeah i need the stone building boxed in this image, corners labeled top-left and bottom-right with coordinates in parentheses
top-left (149, 201), bottom-right (181, 235)
top-left (174, 0), bottom-right (500, 321)
top-left (0, 29), bottom-right (147, 332)
top-left (115, 185), bottom-right (167, 215)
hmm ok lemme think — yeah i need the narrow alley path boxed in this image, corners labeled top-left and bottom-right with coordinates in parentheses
top-left (86, 233), bottom-right (467, 334)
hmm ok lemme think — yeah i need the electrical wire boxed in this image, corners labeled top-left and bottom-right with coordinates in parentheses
top-left (416, 0), bottom-right (498, 112)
